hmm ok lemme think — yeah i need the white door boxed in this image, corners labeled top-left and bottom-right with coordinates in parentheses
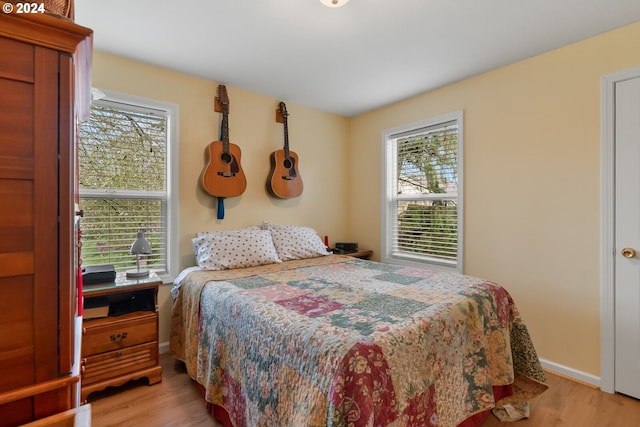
top-left (614, 75), bottom-right (640, 399)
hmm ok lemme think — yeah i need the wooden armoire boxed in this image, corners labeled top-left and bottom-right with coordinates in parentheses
top-left (0, 6), bottom-right (92, 426)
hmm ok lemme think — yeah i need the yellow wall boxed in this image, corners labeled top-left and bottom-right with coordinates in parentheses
top-left (92, 52), bottom-right (350, 343)
top-left (93, 21), bottom-right (640, 377)
top-left (349, 21), bottom-right (640, 376)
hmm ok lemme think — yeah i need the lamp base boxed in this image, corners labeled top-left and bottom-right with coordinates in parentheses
top-left (126, 269), bottom-right (149, 279)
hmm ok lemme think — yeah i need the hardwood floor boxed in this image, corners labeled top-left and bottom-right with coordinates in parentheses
top-left (89, 353), bottom-right (640, 427)
top-left (89, 354), bottom-right (222, 427)
top-left (480, 372), bottom-right (640, 427)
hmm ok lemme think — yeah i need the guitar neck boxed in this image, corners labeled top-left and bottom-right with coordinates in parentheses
top-left (282, 116), bottom-right (290, 159)
top-left (218, 85), bottom-right (231, 153)
top-left (221, 108), bottom-right (230, 153)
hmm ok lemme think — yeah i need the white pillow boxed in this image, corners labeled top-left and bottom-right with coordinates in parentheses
top-left (262, 221), bottom-right (331, 261)
top-left (192, 228), bottom-right (281, 270)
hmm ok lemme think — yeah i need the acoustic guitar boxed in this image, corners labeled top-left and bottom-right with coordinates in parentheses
top-left (268, 102), bottom-right (303, 198)
top-left (201, 85), bottom-right (247, 199)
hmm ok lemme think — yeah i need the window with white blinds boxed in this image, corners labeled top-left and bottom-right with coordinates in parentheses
top-left (382, 111), bottom-right (463, 272)
top-left (78, 91), bottom-right (178, 279)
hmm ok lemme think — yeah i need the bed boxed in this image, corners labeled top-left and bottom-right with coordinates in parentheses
top-left (170, 224), bottom-right (547, 427)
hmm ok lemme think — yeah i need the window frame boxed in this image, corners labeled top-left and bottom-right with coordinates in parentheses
top-left (381, 110), bottom-right (464, 273)
top-left (79, 89), bottom-right (180, 282)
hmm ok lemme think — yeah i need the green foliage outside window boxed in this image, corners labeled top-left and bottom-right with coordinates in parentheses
top-left (396, 201), bottom-right (458, 260)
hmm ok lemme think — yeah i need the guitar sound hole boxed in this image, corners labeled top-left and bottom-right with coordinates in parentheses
top-left (283, 159), bottom-right (293, 169)
top-left (220, 152), bottom-right (233, 164)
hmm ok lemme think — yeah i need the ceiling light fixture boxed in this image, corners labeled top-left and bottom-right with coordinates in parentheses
top-left (320, 0), bottom-right (350, 8)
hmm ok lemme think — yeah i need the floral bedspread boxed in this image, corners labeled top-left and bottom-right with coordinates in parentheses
top-left (170, 255), bottom-right (547, 427)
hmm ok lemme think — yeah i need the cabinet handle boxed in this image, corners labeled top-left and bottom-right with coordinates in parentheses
top-left (110, 332), bottom-right (128, 343)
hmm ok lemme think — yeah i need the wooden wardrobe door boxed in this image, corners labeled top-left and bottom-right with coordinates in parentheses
top-left (0, 35), bottom-right (38, 426)
top-left (0, 38), bottom-right (62, 426)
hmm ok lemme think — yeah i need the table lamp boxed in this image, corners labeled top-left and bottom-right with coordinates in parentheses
top-left (126, 230), bottom-right (152, 278)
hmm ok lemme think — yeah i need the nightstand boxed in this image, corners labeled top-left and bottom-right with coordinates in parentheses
top-left (81, 273), bottom-right (163, 402)
top-left (348, 249), bottom-right (373, 259)
top-left (338, 249), bottom-right (373, 260)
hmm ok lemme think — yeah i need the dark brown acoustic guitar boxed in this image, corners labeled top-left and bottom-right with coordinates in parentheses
top-left (268, 101), bottom-right (303, 198)
top-left (201, 85), bottom-right (247, 199)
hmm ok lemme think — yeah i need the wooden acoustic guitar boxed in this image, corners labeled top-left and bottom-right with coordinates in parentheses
top-left (201, 85), bottom-right (247, 198)
top-left (268, 102), bottom-right (303, 198)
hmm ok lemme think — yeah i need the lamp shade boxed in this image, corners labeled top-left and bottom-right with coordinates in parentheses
top-left (130, 231), bottom-right (152, 255)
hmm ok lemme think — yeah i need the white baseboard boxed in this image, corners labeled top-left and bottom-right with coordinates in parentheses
top-left (539, 357), bottom-right (601, 388)
top-left (159, 341), bottom-right (170, 355)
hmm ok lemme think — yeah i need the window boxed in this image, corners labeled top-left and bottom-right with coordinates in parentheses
top-left (382, 111), bottom-right (463, 272)
top-left (78, 90), bottom-right (179, 281)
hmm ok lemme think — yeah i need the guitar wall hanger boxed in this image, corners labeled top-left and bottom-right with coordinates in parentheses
top-left (275, 108), bottom-right (284, 123)
top-left (214, 96), bottom-right (227, 114)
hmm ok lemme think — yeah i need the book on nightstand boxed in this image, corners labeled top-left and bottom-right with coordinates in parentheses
top-left (83, 295), bottom-right (109, 320)
top-left (83, 305), bottom-right (108, 320)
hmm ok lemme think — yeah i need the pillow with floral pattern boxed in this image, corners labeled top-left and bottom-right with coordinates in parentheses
top-left (262, 221), bottom-right (331, 261)
top-left (192, 228), bottom-right (281, 270)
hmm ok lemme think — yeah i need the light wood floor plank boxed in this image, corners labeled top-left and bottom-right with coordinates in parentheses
top-left (481, 371), bottom-right (640, 427)
top-left (89, 353), bottom-right (640, 426)
top-left (89, 354), bottom-right (222, 427)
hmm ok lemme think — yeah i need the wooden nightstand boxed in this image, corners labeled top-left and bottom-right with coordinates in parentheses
top-left (81, 274), bottom-right (163, 402)
top-left (333, 249), bottom-right (373, 259)
top-left (346, 249), bottom-right (373, 259)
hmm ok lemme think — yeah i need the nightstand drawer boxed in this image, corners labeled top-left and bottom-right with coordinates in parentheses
top-left (82, 313), bottom-right (157, 357)
top-left (81, 342), bottom-right (158, 386)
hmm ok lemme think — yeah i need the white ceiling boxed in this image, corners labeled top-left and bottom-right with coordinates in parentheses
top-left (75, 0), bottom-right (640, 117)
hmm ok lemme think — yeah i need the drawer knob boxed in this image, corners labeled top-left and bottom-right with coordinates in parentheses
top-left (110, 332), bottom-right (128, 343)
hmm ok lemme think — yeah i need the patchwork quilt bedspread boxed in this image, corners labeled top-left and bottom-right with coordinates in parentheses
top-left (170, 255), bottom-right (547, 427)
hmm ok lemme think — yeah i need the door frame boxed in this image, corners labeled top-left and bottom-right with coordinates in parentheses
top-left (600, 65), bottom-right (640, 394)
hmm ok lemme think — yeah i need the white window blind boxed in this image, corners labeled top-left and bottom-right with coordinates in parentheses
top-left (382, 111), bottom-right (463, 271)
top-left (79, 96), bottom-right (174, 275)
